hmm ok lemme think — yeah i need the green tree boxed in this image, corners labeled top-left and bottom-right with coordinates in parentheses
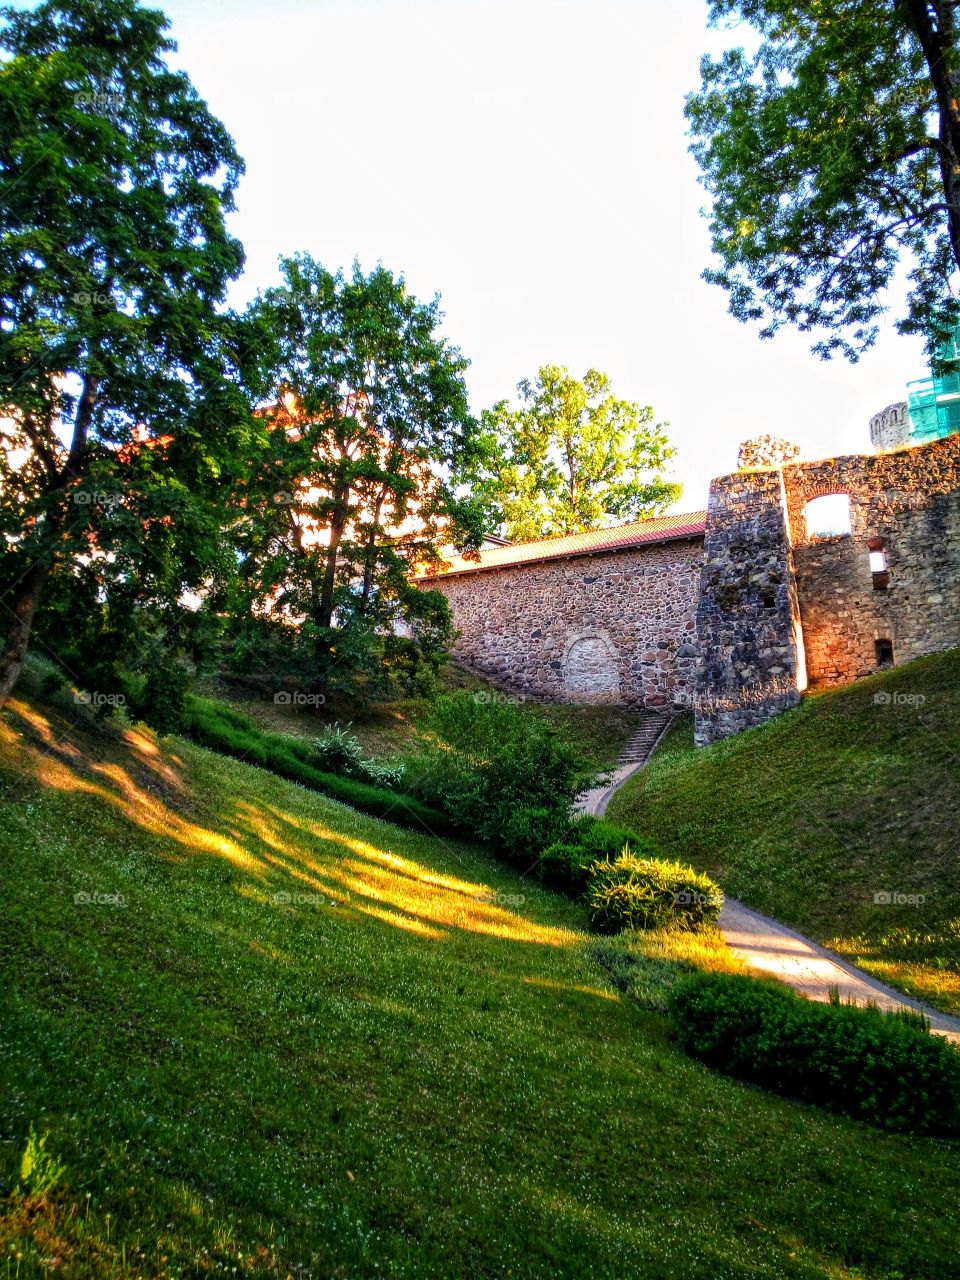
top-left (233, 255), bottom-right (485, 696)
top-left (687, 0), bottom-right (960, 361)
top-left (478, 365), bottom-right (679, 541)
top-left (0, 0), bottom-right (249, 706)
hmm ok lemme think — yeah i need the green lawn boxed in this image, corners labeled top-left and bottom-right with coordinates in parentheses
top-left (607, 648), bottom-right (960, 1016)
top-left (1, 686), bottom-right (959, 1278)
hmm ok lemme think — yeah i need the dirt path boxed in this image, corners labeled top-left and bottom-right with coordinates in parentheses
top-left (581, 717), bottom-right (960, 1042)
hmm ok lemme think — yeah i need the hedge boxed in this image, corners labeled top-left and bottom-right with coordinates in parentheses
top-left (668, 971), bottom-right (960, 1135)
top-left (181, 696), bottom-right (456, 836)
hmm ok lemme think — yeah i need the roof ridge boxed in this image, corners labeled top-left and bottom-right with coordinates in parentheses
top-left (419, 510), bottom-right (708, 579)
top-left (499, 509), bottom-right (707, 550)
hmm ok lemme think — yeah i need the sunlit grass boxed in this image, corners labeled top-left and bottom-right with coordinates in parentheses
top-left (1, 688), bottom-right (958, 1278)
top-left (590, 925), bottom-right (747, 1013)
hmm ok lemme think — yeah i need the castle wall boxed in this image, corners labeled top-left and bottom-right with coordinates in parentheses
top-left (693, 470), bottom-right (805, 746)
top-left (427, 537), bottom-right (703, 708)
top-left (426, 434), bottom-right (960, 745)
top-left (869, 402), bottom-right (911, 452)
top-left (782, 434), bottom-right (960, 685)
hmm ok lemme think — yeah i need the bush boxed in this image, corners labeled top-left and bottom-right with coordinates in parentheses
top-left (311, 723), bottom-right (404, 789)
top-left (410, 693), bottom-right (588, 862)
top-left (567, 815), bottom-right (654, 861)
top-left (181, 696), bottom-right (453, 836)
top-left (586, 853), bottom-right (723, 934)
top-left (538, 843), bottom-right (599, 895)
top-left (668, 971), bottom-right (960, 1136)
top-left (538, 818), bottom-right (658, 898)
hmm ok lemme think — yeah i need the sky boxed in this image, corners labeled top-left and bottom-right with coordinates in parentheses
top-left (152, 0), bottom-right (926, 512)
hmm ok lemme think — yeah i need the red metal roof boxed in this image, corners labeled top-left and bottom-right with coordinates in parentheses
top-left (419, 510), bottom-right (707, 578)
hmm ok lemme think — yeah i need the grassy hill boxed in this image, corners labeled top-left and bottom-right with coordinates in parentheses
top-left (1, 683), bottom-right (959, 1278)
top-left (608, 647), bottom-right (960, 1015)
top-left (202, 664), bottom-right (639, 777)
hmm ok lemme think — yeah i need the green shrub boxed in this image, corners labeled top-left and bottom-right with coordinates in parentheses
top-left (591, 926), bottom-right (746, 1013)
top-left (411, 692), bottom-right (588, 861)
top-left (538, 819), bottom-right (659, 899)
top-left (586, 853), bottom-right (723, 934)
top-left (181, 696), bottom-right (453, 836)
top-left (668, 971), bottom-right (960, 1136)
top-left (569, 815), bottom-right (656, 858)
top-left (312, 723), bottom-right (404, 789)
top-left (590, 935), bottom-right (696, 1013)
top-left (538, 842), bottom-right (599, 895)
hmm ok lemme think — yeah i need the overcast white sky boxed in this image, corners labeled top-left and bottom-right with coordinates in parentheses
top-left (154, 0), bottom-right (926, 512)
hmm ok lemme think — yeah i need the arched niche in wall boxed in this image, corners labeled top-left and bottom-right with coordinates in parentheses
top-left (562, 630), bottom-right (621, 704)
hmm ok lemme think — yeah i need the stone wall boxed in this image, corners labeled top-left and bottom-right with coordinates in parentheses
top-left (428, 537), bottom-right (704, 708)
top-left (426, 433), bottom-right (960, 745)
top-left (738, 434), bottom-right (802, 471)
top-left (694, 470), bottom-right (805, 746)
top-left (782, 434), bottom-right (960, 685)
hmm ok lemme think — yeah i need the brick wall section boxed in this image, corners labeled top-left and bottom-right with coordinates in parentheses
top-left (694, 469), bottom-right (805, 746)
top-left (427, 537), bottom-right (704, 708)
top-left (781, 434), bottom-right (960, 685)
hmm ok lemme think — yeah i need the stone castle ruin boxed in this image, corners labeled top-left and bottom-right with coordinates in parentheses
top-left (419, 431), bottom-right (960, 746)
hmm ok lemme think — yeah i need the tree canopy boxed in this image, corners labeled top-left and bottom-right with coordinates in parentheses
top-left (476, 365), bottom-right (679, 542)
top-left (230, 255), bottom-right (486, 698)
top-left (0, 0), bottom-right (250, 709)
top-left (686, 0), bottom-right (960, 361)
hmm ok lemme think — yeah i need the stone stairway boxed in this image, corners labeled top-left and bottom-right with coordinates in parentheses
top-left (577, 710), bottom-right (672, 817)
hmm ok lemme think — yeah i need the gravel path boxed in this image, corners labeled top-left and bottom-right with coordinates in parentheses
top-left (580, 715), bottom-right (960, 1042)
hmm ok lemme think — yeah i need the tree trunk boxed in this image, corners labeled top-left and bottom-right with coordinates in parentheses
top-left (317, 510), bottom-right (347, 632)
top-left (901, 0), bottom-right (960, 271)
top-left (0, 370), bottom-right (98, 708)
top-left (312, 490), bottom-right (350, 686)
top-left (361, 492), bottom-right (386, 609)
top-left (0, 558), bottom-right (52, 706)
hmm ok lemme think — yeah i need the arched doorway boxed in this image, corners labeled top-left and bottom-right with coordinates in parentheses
top-left (563, 632), bottom-right (621, 704)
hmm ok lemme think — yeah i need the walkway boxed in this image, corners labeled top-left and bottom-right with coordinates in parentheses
top-left (580, 714), bottom-right (960, 1042)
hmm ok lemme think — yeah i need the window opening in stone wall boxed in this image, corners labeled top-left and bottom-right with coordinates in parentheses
top-left (875, 638), bottom-right (894, 667)
top-left (804, 493), bottom-right (852, 539)
top-left (868, 538), bottom-right (890, 589)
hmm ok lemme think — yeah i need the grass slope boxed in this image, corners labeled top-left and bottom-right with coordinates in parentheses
top-left (203, 665), bottom-right (638, 777)
top-left (1, 690), bottom-right (959, 1278)
top-left (607, 648), bottom-right (960, 1015)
